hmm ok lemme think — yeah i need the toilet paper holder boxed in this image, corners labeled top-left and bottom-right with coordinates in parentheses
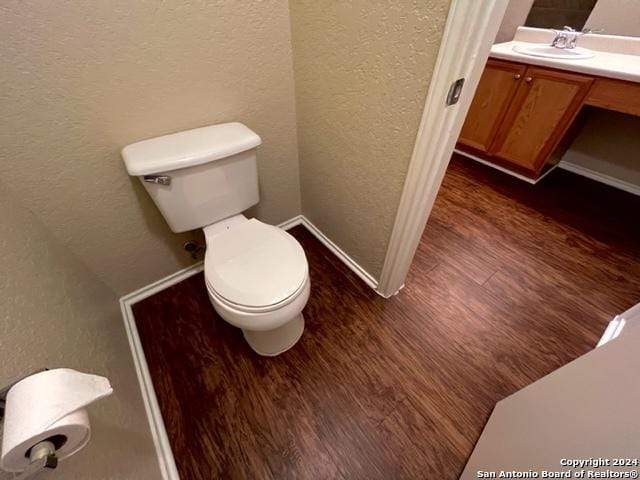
top-left (0, 369), bottom-right (59, 479)
top-left (11, 440), bottom-right (58, 480)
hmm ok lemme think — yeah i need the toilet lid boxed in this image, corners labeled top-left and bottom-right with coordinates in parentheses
top-left (204, 219), bottom-right (308, 308)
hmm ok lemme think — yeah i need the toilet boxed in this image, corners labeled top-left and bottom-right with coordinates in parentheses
top-left (121, 122), bottom-right (310, 356)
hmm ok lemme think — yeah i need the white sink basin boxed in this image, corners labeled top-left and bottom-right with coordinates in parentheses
top-left (513, 44), bottom-right (595, 60)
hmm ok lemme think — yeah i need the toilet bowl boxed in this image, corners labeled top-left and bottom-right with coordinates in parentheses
top-left (203, 216), bottom-right (310, 356)
top-left (121, 122), bottom-right (311, 356)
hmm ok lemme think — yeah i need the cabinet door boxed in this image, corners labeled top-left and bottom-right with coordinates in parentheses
top-left (489, 67), bottom-right (593, 174)
top-left (458, 60), bottom-right (527, 152)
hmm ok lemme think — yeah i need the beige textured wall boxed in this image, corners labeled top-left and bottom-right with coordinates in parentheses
top-left (524, 0), bottom-right (597, 30)
top-left (587, 0), bottom-right (640, 36)
top-left (0, 0), bottom-right (300, 296)
top-left (0, 183), bottom-right (160, 480)
top-left (495, 0), bottom-right (535, 43)
top-left (290, 0), bottom-right (451, 279)
top-left (562, 110), bottom-right (640, 187)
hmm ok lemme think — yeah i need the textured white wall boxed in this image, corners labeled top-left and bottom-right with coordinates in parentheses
top-left (0, 183), bottom-right (160, 480)
top-left (0, 0), bottom-right (300, 296)
top-left (290, 0), bottom-right (451, 278)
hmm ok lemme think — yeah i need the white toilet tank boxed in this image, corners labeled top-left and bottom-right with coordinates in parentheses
top-left (121, 123), bottom-right (261, 232)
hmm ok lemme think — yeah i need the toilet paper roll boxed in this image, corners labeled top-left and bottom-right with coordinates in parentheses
top-left (1, 368), bottom-right (113, 472)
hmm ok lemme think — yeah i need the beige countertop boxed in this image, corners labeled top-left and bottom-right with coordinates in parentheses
top-left (490, 27), bottom-right (640, 83)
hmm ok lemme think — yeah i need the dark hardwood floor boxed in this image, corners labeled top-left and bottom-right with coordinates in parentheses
top-left (132, 155), bottom-right (640, 479)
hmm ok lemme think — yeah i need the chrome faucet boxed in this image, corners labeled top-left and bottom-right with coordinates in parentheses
top-left (550, 26), bottom-right (573, 49)
top-left (551, 26), bottom-right (601, 49)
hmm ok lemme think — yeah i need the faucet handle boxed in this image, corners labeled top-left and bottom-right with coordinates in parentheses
top-left (562, 25), bottom-right (577, 32)
top-left (582, 27), bottom-right (604, 34)
top-left (565, 26), bottom-right (603, 49)
top-left (550, 29), bottom-right (569, 48)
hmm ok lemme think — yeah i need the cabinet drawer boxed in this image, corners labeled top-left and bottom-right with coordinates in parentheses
top-left (585, 78), bottom-right (640, 117)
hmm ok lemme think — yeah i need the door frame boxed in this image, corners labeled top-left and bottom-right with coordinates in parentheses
top-left (376, 0), bottom-right (509, 298)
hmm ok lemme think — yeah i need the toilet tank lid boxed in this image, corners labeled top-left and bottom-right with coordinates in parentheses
top-left (121, 122), bottom-right (261, 176)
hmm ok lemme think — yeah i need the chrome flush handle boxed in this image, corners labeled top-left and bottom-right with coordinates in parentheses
top-left (143, 175), bottom-right (171, 186)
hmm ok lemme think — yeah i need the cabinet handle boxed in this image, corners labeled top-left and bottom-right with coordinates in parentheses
top-left (525, 76), bottom-right (533, 83)
top-left (514, 74), bottom-right (521, 80)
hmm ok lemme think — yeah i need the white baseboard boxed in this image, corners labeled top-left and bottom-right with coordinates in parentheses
top-left (298, 216), bottom-right (379, 293)
top-left (276, 214), bottom-right (304, 230)
top-left (455, 151), bottom-right (640, 196)
top-left (120, 299), bottom-right (182, 480)
top-left (454, 149), bottom-right (558, 185)
top-left (558, 161), bottom-right (640, 197)
top-left (120, 261), bottom-right (206, 479)
top-left (119, 214), bottom-right (381, 479)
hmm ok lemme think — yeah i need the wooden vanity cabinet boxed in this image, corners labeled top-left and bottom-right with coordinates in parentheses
top-left (458, 59), bottom-right (594, 178)
top-left (490, 67), bottom-right (593, 174)
top-left (458, 60), bottom-right (527, 152)
top-left (585, 78), bottom-right (640, 117)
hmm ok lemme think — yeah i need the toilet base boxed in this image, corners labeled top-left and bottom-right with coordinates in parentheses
top-left (242, 314), bottom-right (305, 356)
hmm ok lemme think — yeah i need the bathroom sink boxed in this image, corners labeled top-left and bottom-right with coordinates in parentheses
top-left (512, 44), bottom-right (595, 60)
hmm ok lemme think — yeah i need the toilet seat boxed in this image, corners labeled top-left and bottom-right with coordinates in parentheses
top-left (204, 219), bottom-right (308, 311)
top-left (206, 275), bottom-right (308, 313)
